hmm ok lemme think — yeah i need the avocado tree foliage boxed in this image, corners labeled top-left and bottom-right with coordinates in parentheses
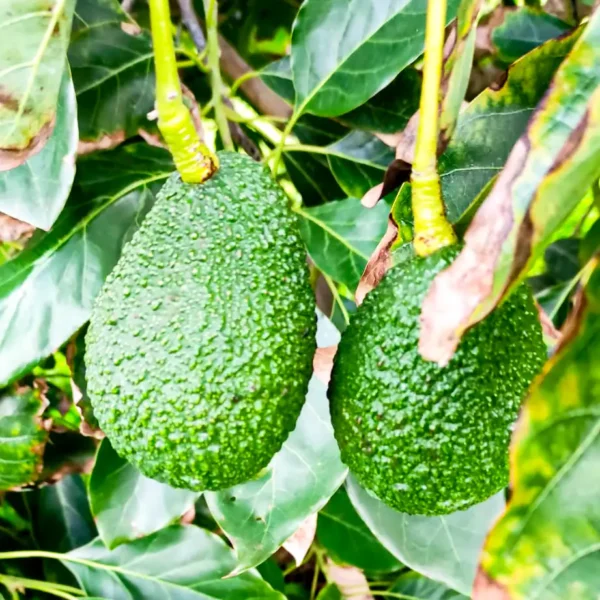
top-left (0, 0), bottom-right (599, 598)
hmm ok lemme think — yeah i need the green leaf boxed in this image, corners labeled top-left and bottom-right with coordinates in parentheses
top-left (338, 70), bottom-right (421, 134)
top-left (260, 56), bottom-right (294, 104)
top-left (326, 131), bottom-right (394, 198)
top-left (291, 0), bottom-right (459, 117)
top-left (69, 0), bottom-right (154, 142)
top-left (390, 572), bottom-right (467, 599)
top-left (438, 28), bottom-right (580, 223)
top-left (316, 584), bottom-right (342, 600)
top-left (346, 475), bottom-right (505, 596)
top-left (317, 487), bottom-right (402, 573)
top-left (492, 8), bottom-right (571, 64)
top-left (205, 314), bottom-right (346, 575)
top-left (0, 67), bottom-right (77, 230)
top-left (0, 389), bottom-right (48, 490)
top-left (90, 439), bottom-right (198, 549)
top-left (35, 474), bottom-right (96, 552)
top-left (0, 0), bottom-right (75, 160)
top-left (476, 262), bottom-right (600, 599)
top-left (0, 144), bottom-right (173, 386)
top-left (64, 525), bottom-right (285, 599)
top-left (297, 197), bottom-right (390, 291)
top-left (420, 15), bottom-right (600, 364)
top-left (284, 153), bottom-right (344, 206)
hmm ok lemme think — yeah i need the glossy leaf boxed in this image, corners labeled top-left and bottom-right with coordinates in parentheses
top-left (291, 0), bottom-right (459, 117)
top-left (205, 315), bottom-right (346, 575)
top-left (0, 0), bottom-right (75, 160)
top-left (346, 475), bottom-right (505, 595)
top-left (0, 68), bottom-right (77, 230)
top-left (90, 439), bottom-right (198, 549)
top-left (316, 584), bottom-right (342, 600)
top-left (420, 15), bottom-right (600, 365)
top-left (65, 525), bottom-right (285, 599)
top-left (69, 0), bottom-right (154, 142)
top-left (317, 487), bottom-right (402, 573)
top-left (260, 56), bottom-right (294, 104)
top-left (475, 261), bottom-right (600, 599)
top-left (35, 474), bottom-right (96, 552)
top-left (492, 8), bottom-right (571, 64)
top-left (438, 29), bottom-right (579, 224)
top-left (390, 572), bottom-right (467, 599)
top-left (0, 144), bottom-right (173, 386)
top-left (0, 389), bottom-right (48, 490)
top-left (325, 131), bottom-right (394, 198)
top-left (297, 197), bottom-right (390, 292)
top-left (338, 70), bottom-right (421, 134)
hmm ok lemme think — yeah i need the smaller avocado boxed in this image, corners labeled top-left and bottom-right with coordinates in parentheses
top-left (329, 246), bottom-right (546, 515)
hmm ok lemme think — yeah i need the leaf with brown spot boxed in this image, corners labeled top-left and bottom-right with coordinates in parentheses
top-left (474, 259), bottom-right (600, 600)
top-left (420, 14), bottom-right (600, 365)
top-left (0, 388), bottom-right (50, 491)
top-left (282, 513), bottom-right (317, 566)
top-left (325, 559), bottom-right (374, 600)
top-left (0, 214), bottom-right (34, 243)
top-left (0, 0), bottom-right (75, 165)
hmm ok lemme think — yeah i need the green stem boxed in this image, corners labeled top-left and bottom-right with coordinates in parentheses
top-left (204, 0), bottom-right (233, 151)
top-left (271, 111), bottom-right (299, 172)
top-left (0, 574), bottom-right (83, 600)
top-left (149, 0), bottom-right (218, 182)
top-left (410, 0), bottom-right (457, 257)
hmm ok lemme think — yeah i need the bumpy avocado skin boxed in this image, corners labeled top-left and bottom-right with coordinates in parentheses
top-left (86, 152), bottom-right (316, 491)
top-left (329, 246), bottom-right (546, 515)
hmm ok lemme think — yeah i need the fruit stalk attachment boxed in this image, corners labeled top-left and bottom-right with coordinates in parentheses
top-left (411, 0), bottom-right (457, 256)
top-left (149, 0), bottom-right (218, 182)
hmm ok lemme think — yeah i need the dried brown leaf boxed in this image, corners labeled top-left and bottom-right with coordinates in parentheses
top-left (361, 183), bottom-right (384, 208)
top-left (313, 346), bottom-right (337, 385)
top-left (78, 131), bottom-right (126, 155)
top-left (472, 568), bottom-right (510, 600)
top-left (326, 559), bottom-right (374, 600)
top-left (0, 119), bottom-right (54, 171)
top-left (355, 217), bottom-right (399, 305)
top-left (0, 214), bottom-right (34, 243)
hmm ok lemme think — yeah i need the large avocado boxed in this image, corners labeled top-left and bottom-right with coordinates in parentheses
top-left (86, 152), bottom-right (316, 491)
top-left (329, 246), bottom-right (545, 515)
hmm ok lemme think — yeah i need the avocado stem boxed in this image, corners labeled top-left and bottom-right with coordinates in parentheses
top-left (411, 0), bottom-right (457, 256)
top-left (149, 0), bottom-right (219, 182)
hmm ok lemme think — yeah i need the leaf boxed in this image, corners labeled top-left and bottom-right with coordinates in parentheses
top-left (346, 475), bottom-right (505, 596)
top-left (282, 514), bottom-right (317, 565)
top-left (64, 525), bottom-right (285, 599)
top-left (0, 143), bottom-right (173, 386)
top-left (316, 584), bottom-right (342, 600)
top-left (0, 389), bottom-right (48, 490)
top-left (290, 0), bottom-right (459, 117)
top-left (474, 260), bottom-right (600, 600)
top-left (90, 439), bottom-right (199, 549)
top-left (0, 0), bottom-right (75, 166)
top-left (390, 572), bottom-right (468, 599)
top-left (492, 8), bottom-right (571, 64)
top-left (439, 0), bottom-right (481, 145)
top-left (297, 197), bottom-right (391, 291)
top-left (69, 0), bottom-right (155, 142)
top-left (437, 28), bottom-right (580, 224)
top-left (338, 70), bottom-right (421, 134)
top-left (260, 56), bottom-right (294, 104)
top-left (0, 67), bottom-right (77, 230)
top-left (35, 474), bottom-right (96, 552)
top-left (205, 314), bottom-right (347, 575)
top-left (317, 487), bottom-right (402, 573)
top-left (325, 131), bottom-right (395, 198)
top-left (420, 15), bottom-right (600, 365)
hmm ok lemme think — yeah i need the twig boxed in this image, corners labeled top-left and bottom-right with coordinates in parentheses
top-left (177, 0), bottom-right (206, 52)
top-left (218, 34), bottom-right (292, 119)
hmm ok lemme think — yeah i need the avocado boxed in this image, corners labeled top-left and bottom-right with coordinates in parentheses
top-left (85, 152), bottom-right (316, 491)
top-left (329, 246), bottom-right (545, 515)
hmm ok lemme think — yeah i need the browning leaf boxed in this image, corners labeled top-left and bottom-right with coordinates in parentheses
top-left (282, 513), bottom-right (317, 566)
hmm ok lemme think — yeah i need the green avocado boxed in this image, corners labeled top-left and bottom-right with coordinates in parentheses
top-left (329, 246), bottom-right (546, 515)
top-left (86, 152), bottom-right (316, 491)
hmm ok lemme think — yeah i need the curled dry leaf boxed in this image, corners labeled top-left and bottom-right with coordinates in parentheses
top-left (419, 16), bottom-right (600, 365)
top-left (0, 120), bottom-right (55, 171)
top-left (326, 558), bottom-right (374, 600)
top-left (282, 512), bottom-right (317, 566)
top-left (355, 217), bottom-right (399, 305)
top-left (77, 131), bottom-right (126, 155)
